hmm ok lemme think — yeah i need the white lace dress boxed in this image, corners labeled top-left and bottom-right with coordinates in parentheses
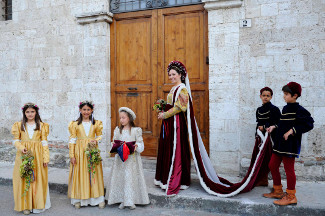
top-left (105, 127), bottom-right (150, 207)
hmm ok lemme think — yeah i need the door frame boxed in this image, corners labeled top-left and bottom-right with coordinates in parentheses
top-left (110, 4), bottom-right (209, 156)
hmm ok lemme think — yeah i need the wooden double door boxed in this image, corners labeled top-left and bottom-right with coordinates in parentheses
top-left (110, 4), bottom-right (209, 157)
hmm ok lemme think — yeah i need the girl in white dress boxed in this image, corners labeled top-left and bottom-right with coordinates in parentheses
top-left (105, 107), bottom-right (150, 210)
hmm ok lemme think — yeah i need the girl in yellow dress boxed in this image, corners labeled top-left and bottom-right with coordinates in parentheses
top-left (11, 103), bottom-right (51, 215)
top-left (68, 101), bottom-right (105, 209)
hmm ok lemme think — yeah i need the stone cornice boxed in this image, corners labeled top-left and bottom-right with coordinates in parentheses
top-left (202, 0), bottom-right (243, 11)
top-left (76, 11), bottom-right (113, 25)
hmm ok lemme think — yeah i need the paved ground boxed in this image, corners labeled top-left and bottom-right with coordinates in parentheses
top-left (0, 185), bottom-right (236, 216)
top-left (1, 162), bottom-right (325, 216)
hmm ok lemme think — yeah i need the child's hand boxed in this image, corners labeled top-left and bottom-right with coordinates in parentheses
top-left (158, 112), bottom-right (164, 120)
top-left (258, 126), bottom-right (264, 132)
top-left (43, 163), bottom-right (48, 167)
top-left (134, 144), bottom-right (138, 151)
top-left (22, 148), bottom-right (27, 154)
top-left (90, 140), bottom-right (97, 145)
top-left (283, 129), bottom-right (293, 140)
top-left (70, 157), bottom-right (76, 165)
top-left (267, 126), bottom-right (276, 133)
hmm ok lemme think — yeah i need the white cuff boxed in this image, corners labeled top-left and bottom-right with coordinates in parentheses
top-left (69, 138), bottom-right (77, 144)
top-left (12, 139), bottom-right (20, 145)
top-left (41, 140), bottom-right (48, 146)
top-left (135, 141), bottom-right (144, 153)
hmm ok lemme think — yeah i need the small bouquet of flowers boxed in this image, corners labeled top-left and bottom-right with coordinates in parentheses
top-left (19, 151), bottom-right (35, 197)
top-left (85, 142), bottom-right (102, 182)
top-left (153, 99), bottom-right (167, 112)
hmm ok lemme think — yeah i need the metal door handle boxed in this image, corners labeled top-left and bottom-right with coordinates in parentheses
top-left (128, 87), bottom-right (138, 90)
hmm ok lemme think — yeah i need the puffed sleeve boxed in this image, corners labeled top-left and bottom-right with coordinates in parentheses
top-left (112, 126), bottom-right (119, 141)
top-left (135, 127), bottom-right (144, 153)
top-left (41, 123), bottom-right (50, 163)
top-left (95, 120), bottom-right (103, 143)
top-left (292, 107), bottom-right (314, 135)
top-left (163, 88), bottom-right (189, 119)
top-left (41, 123), bottom-right (49, 143)
top-left (110, 127), bottom-right (119, 148)
top-left (11, 122), bottom-right (25, 151)
top-left (109, 127), bottom-right (120, 156)
top-left (68, 121), bottom-right (77, 158)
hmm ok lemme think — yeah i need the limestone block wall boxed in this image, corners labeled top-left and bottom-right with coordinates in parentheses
top-left (207, 0), bottom-right (325, 180)
top-left (0, 1), bottom-right (5, 21)
top-left (207, 6), bottom-right (242, 174)
top-left (0, 0), bottom-right (324, 180)
top-left (0, 0), bottom-right (111, 166)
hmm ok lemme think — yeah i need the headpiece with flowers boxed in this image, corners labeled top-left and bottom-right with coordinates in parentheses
top-left (79, 100), bottom-right (95, 108)
top-left (167, 61), bottom-right (187, 79)
top-left (21, 103), bottom-right (38, 111)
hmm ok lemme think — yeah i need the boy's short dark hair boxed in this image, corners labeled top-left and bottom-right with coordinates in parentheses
top-left (282, 82), bottom-right (301, 98)
top-left (260, 87), bottom-right (273, 96)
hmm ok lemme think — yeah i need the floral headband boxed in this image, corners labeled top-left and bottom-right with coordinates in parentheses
top-left (79, 100), bottom-right (95, 108)
top-left (167, 60), bottom-right (187, 78)
top-left (21, 103), bottom-right (38, 110)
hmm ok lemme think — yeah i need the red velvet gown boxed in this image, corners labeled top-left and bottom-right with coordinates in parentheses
top-left (155, 83), bottom-right (274, 197)
top-left (154, 85), bottom-right (191, 196)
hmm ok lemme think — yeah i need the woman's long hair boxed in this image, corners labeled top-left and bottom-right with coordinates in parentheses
top-left (76, 101), bottom-right (95, 125)
top-left (119, 111), bottom-right (136, 134)
top-left (21, 103), bottom-right (42, 131)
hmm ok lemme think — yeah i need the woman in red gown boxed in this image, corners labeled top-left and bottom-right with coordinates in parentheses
top-left (154, 61), bottom-right (191, 196)
top-left (154, 61), bottom-right (273, 197)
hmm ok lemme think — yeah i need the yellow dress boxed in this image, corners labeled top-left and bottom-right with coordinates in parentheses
top-left (11, 122), bottom-right (50, 212)
top-left (68, 120), bottom-right (104, 206)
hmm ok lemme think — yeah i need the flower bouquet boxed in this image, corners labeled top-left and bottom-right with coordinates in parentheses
top-left (153, 99), bottom-right (167, 112)
top-left (19, 151), bottom-right (35, 197)
top-left (85, 142), bottom-right (102, 182)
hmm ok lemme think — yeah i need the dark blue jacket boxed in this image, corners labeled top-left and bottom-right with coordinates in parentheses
top-left (273, 103), bottom-right (314, 158)
top-left (256, 102), bottom-right (281, 140)
top-left (256, 102), bottom-right (281, 128)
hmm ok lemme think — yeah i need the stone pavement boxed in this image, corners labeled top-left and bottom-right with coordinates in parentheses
top-left (0, 161), bottom-right (325, 216)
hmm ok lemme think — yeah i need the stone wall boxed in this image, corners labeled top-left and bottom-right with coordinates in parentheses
top-left (0, 1), bottom-right (5, 21)
top-left (206, 0), bottom-right (325, 180)
top-left (0, 0), bottom-right (112, 161)
top-left (0, 0), bottom-right (324, 180)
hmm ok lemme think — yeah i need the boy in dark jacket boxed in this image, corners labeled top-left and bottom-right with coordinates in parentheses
top-left (263, 82), bottom-right (314, 206)
top-left (255, 87), bottom-right (280, 186)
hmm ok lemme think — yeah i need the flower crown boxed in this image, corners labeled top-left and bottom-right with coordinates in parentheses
top-left (79, 100), bottom-right (95, 108)
top-left (167, 60), bottom-right (187, 78)
top-left (21, 103), bottom-right (38, 110)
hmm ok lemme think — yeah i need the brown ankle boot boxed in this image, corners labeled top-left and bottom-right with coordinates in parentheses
top-left (263, 185), bottom-right (285, 199)
top-left (273, 189), bottom-right (297, 206)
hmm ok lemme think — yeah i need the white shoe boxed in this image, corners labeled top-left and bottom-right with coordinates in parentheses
top-left (23, 210), bottom-right (30, 215)
top-left (75, 202), bottom-right (81, 209)
top-left (99, 201), bottom-right (105, 209)
top-left (129, 204), bottom-right (136, 210)
top-left (118, 203), bottom-right (125, 209)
